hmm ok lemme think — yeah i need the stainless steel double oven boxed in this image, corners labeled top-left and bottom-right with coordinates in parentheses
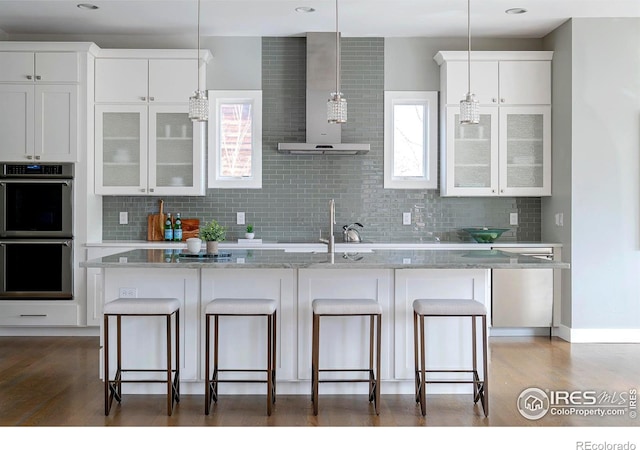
top-left (0, 163), bottom-right (73, 299)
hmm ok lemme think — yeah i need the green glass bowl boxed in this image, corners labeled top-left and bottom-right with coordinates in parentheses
top-left (463, 228), bottom-right (510, 243)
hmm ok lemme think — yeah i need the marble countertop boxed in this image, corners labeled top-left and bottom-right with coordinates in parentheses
top-left (80, 248), bottom-right (570, 270)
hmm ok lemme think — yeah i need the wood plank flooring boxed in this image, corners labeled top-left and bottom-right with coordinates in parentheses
top-left (1, 336), bottom-right (639, 428)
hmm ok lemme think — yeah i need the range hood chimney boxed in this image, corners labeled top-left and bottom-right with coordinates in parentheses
top-left (277, 32), bottom-right (370, 155)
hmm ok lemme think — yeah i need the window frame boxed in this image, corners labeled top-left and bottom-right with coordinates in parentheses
top-left (207, 90), bottom-right (262, 189)
top-left (383, 91), bottom-right (438, 190)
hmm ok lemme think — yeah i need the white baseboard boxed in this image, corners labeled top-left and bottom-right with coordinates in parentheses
top-left (0, 327), bottom-right (99, 337)
top-left (557, 325), bottom-right (640, 343)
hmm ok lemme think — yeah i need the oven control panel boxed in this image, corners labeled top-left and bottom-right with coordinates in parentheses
top-left (1, 163), bottom-right (74, 178)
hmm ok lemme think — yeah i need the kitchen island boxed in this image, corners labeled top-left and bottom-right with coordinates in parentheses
top-left (82, 248), bottom-right (569, 395)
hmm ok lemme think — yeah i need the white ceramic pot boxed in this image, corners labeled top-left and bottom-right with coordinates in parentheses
top-left (245, 233), bottom-right (255, 239)
top-left (186, 237), bottom-right (202, 254)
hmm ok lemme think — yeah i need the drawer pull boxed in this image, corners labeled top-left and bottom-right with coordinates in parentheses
top-left (20, 314), bottom-right (47, 317)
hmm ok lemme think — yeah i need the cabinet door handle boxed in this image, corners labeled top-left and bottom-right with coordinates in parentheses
top-left (35, 75), bottom-right (41, 80)
top-left (149, 96), bottom-right (155, 101)
top-left (149, 188), bottom-right (155, 192)
top-left (500, 98), bottom-right (506, 103)
top-left (492, 189), bottom-right (496, 193)
top-left (35, 155), bottom-right (41, 160)
top-left (26, 155), bottom-right (33, 160)
top-left (492, 98), bottom-right (497, 103)
top-left (141, 96), bottom-right (147, 101)
top-left (501, 189), bottom-right (504, 193)
top-left (140, 188), bottom-right (146, 193)
top-left (26, 75), bottom-right (33, 80)
top-left (20, 314), bottom-right (47, 317)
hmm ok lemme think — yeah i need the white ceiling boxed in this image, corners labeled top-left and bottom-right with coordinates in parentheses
top-left (0, 0), bottom-right (638, 39)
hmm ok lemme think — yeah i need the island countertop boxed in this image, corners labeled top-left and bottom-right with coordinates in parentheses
top-left (80, 248), bottom-right (570, 270)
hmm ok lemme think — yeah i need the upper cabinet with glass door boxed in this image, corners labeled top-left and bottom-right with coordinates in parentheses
top-left (434, 51), bottom-right (553, 197)
top-left (94, 49), bottom-right (212, 196)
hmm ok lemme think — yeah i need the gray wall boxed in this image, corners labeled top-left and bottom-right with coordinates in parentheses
top-left (542, 20), bottom-right (573, 328)
top-left (102, 36), bottom-right (543, 242)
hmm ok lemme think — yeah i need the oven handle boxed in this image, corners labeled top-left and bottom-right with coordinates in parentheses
top-left (0, 180), bottom-right (71, 186)
top-left (0, 240), bottom-right (72, 246)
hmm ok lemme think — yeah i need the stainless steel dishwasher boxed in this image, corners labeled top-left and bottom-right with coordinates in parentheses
top-left (491, 247), bottom-right (554, 327)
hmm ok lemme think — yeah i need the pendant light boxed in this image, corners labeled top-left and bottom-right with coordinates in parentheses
top-left (327, 0), bottom-right (347, 123)
top-left (460, 0), bottom-right (479, 124)
top-left (189, 0), bottom-right (208, 122)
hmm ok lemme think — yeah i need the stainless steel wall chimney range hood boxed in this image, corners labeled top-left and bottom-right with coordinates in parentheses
top-left (277, 32), bottom-right (370, 155)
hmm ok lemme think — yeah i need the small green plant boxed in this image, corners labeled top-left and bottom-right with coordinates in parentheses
top-left (199, 220), bottom-right (226, 242)
top-left (246, 224), bottom-right (254, 233)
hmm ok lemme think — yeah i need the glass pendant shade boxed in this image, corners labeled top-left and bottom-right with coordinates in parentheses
top-left (460, 92), bottom-right (479, 124)
top-left (189, 90), bottom-right (209, 122)
top-left (327, 92), bottom-right (347, 123)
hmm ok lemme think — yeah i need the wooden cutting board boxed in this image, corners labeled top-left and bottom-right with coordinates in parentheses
top-left (181, 219), bottom-right (200, 241)
top-left (147, 200), bottom-right (166, 241)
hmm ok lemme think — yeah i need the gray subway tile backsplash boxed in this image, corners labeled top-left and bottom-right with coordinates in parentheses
top-left (103, 37), bottom-right (541, 243)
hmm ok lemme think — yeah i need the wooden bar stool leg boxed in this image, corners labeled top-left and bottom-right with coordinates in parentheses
top-left (213, 315), bottom-right (219, 403)
top-left (413, 310), bottom-right (419, 403)
top-left (472, 315), bottom-right (478, 403)
top-left (175, 309), bottom-right (180, 404)
top-left (272, 310), bottom-right (277, 403)
top-left (267, 313), bottom-right (273, 416)
top-left (116, 315), bottom-right (122, 403)
top-left (482, 315), bottom-right (489, 417)
top-left (166, 314), bottom-right (172, 415)
top-left (368, 315), bottom-right (374, 402)
top-left (205, 314), bottom-right (211, 415)
top-left (312, 313), bottom-right (320, 415)
top-left (375, 313), bottom-right (381, 415)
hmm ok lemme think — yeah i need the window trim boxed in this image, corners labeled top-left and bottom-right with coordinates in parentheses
top-left (384, 91), bottom-right (438, 189)
top-left (207, 90), bottom-right (262, 189)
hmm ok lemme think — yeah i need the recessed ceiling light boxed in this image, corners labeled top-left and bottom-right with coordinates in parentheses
top-left (505, 8), bottom-right (527, 15)
top-left (295, 6), bottom-right (316, 13)
top-left (77, 3), bottom-right (99, 10)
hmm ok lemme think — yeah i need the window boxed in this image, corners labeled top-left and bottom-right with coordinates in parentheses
top-left (384, 91), bottom-right (438, 189)
top-left (208, 90), bottom-right (262, 188)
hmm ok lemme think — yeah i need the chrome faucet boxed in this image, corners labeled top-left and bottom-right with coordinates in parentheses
top-left (319, 198), bottom-right (336, 254)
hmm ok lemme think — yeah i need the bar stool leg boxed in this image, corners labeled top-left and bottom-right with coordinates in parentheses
top-left (267, 313), bottom-right (273, 416)
top-left (413, 310), bottom-right (419, 403)
top-left (368, 315), bottom-right (374, 403)
top-left (104, 314), bottom-right (110, 416)
top-left (312, 313), bottom-right (320, 415)
top-left (175, 309), bottom-right (180, 404)
top-left (205, 313), bottom-right (211, 415)
top-left (116, 315), bottom-right (122, 404)
top-left (472, 315), bottom-right (478, 403)
top-left (166, 314), bottom-right (172, 415)
top-left (419, 314), bottom-right (426, 416)
top-left (272, 310), bottom-right (277, 403)
top-left (374, 313), bottom-right (381, 415)
top-left (213, 315), bottom-right (219, 403)
top-left (482, 315), bottom-right (489, 417)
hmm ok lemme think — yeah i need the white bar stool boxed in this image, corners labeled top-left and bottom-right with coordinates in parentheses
top-left (311, 298), bottom-right (382, 416)
top-left (413, 298), bottom-right (488, 417)
top-left (103, 297), bottom-right (181, 416)
top-left (204, 298), bottom-right (277, 416)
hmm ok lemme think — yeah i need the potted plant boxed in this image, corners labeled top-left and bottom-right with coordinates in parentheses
top-left (199, 220), bottom-right (226, 254)
top-left (245, 224), bottom-right (255, 239)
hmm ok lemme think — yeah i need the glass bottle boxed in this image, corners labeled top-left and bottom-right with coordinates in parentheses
top-left (164, 213), bottom-right (173, 241)
top-left (173, 213), bottom-right (182, 241)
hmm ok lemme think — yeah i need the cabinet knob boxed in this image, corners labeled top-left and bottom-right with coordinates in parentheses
top-left (500, 98), bottom-right (506, 103)
top-left (492, 98), bottom-right (497, 103)
top-left (492, 189), bottom-right (495, 193)
top-left (501, 189), bottom-right (504, 193)
top-left (140, 188), bottom-right (146, 192)
top-left (35, 75), bottom-right (41, 80)
top-left (149, 97), bottom-right (155, 101)
top-left (26, 75), bottom-right (33, 80)
top-left (149, 188), bottom-right (155, 192)
top-left (141, 96), bottom-right (147, 101)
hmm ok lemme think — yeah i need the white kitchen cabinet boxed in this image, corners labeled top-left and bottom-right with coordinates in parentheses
top-left (0, 302), bottom-right (79, 326)
top-left (200, 269), bottom-right (297, 384)
top-left (297, 269), bottom-right (393, 386)
top-left (394, 269), bottom-right (489, 391)
top-left (95, 58), bottom-right (197, 104)
top-left (94, 50), bottom-right (210, 195)
top-left (0, 51), bottom-right (79, 83)
top-left (95, 104), bottom-right (204, 195)
top-left (435, 51), bottom-right (553, 197)
top-left (0, 52), bottom-right (80, 162)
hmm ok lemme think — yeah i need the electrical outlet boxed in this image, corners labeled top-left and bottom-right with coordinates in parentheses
top-left (237, 212), bottom-right (245, 225)
top-left (509, 212), bottom-right (518, 226)
top-left (119, 288), bottom-right (137, 298)
top-left (119, 211), bottom-right (128, 225)
top-left (555, 212), bottom-right (564, 227)
top-left (403, 212), bottom-right (411, 225)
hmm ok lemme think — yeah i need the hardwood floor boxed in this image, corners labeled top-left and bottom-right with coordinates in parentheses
top-left (1, 336), bottom-right (639, 428)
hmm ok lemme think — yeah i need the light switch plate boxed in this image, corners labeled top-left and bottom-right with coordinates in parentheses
top-left (237, 212), bottom-right (245, 225)
top-left (403, 212), bottom-right (411, 225)
top-left (509, 212), bottom-right (518, 225)
top-left (119, 211), bottom-right (128, 225)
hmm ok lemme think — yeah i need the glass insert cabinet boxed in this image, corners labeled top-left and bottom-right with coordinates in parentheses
top-left (95, 104), bottom-right (205, 195)
top-left (442, 105), bottom-right (550, 197)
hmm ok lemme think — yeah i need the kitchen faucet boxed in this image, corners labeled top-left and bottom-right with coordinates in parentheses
top-left (319, 198), bottom-right (336, 254)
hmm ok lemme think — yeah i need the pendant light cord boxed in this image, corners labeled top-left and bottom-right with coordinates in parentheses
top-left (336, 0), bottom-right (340, 95)
top-left (467, 0), bottom-right (471, 95)
top-left (196, 0), bottom-right (201, 91)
